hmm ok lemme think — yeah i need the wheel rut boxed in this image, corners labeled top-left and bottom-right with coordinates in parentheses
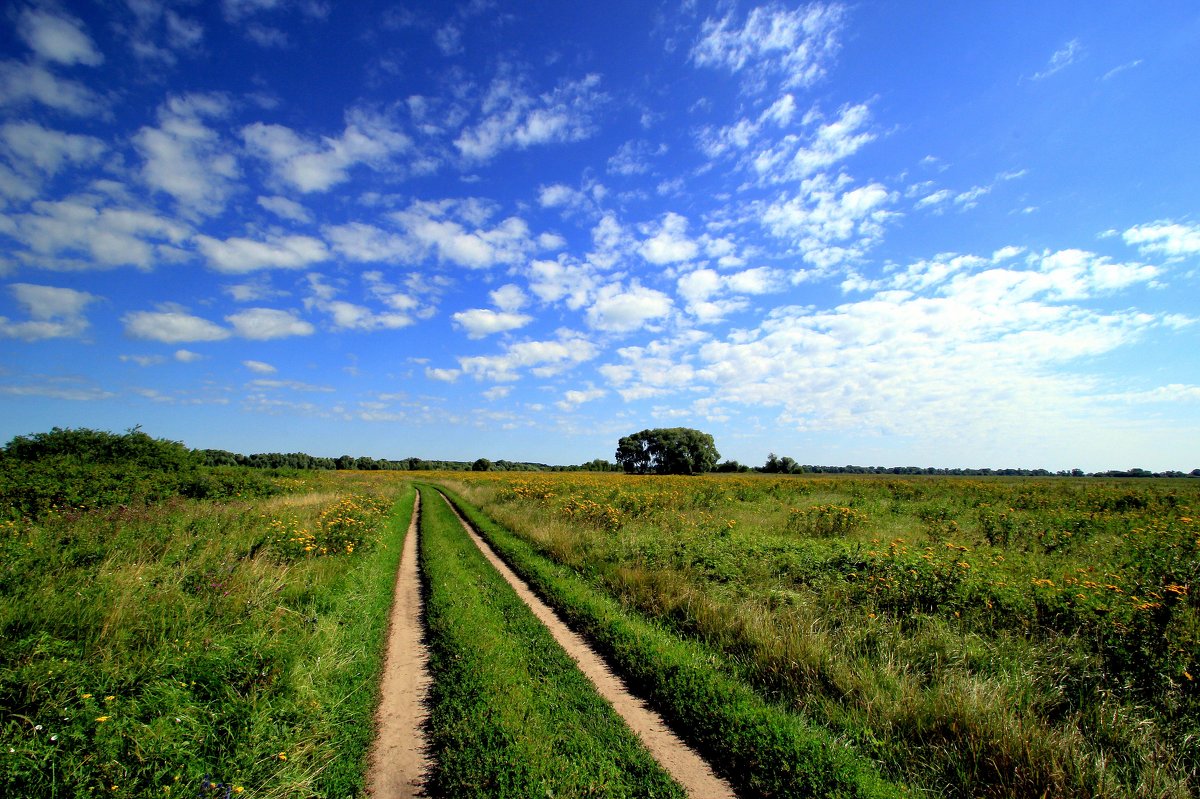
top-left (367, 491), bottom-right (430, 797)
top-left (437, 490), bottom-right (735, 799)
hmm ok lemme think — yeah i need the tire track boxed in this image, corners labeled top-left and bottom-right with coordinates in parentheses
top-left (367, 491), bottom-right (430, 798)
top-left (437, 490), bottom-right (735, 799)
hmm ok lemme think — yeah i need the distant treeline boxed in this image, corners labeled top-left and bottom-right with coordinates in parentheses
top-left (199, 448), bottom-right (1198, 478)
top-left (197, 450), bottom-right (623, 473)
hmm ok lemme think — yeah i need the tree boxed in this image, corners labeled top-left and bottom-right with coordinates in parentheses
top-left (614, 428), bottom-right (719, 475)
top-left (472, 457), bottom-right (492, 471)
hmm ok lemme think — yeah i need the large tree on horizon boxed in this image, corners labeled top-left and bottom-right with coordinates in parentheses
top-left (614, 428), bottom-right (720, 475)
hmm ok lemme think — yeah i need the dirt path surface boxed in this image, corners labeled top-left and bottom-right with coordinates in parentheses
top-left (367, 492), bottom-right (430, 797)
top-left (439, 492), bottom-right (736, 799)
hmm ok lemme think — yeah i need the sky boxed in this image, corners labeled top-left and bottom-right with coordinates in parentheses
top-left (1, 1), bottom-right (1198, 471)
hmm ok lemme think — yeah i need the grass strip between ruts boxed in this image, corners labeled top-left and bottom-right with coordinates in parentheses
top-left (437, 485), bottom-right (907, 799)
top-left (416, 486), bottom-right (686, 798)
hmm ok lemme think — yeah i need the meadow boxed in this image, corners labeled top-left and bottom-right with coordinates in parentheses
top-left (436, 472), bottom-right (1199, 798)
top-left (1, 467), bottom-right (412, 798)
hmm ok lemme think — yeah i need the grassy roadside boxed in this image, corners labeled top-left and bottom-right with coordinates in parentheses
top-left (0, 473), bottom-right (413, 798)
top-left (435, 485), bottom-right (903, 799)
top-left (416, 485), bottom-right (686, 798)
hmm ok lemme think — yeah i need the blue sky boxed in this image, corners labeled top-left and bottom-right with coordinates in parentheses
top-left (1, 1), bottom-right (1198, 470)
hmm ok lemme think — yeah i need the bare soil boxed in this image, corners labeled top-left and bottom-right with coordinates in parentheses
top-left (366, 492), bottom-right (430, 797)
top-left (440, 492), bottom-right (735, 799)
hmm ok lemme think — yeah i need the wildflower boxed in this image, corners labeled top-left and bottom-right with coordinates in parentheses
top-left (96, 716), bottom-right (109, 722)
top-left (82, 693), bottom-right (93, 699)
top-left (278, 752), bottom-right (287, 760)
top-left (105, 695), bottom-right (115, 702)
top-left (234, 789), bottom-right (244, 794)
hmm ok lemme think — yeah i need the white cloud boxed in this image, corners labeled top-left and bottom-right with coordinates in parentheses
top-left (243, 108), bottom-right (410, 192)
top-left (123, 308), bottom-right (230, 342)
top-left (387, 199), bottom-right (539, 269)
top-left (459, 330), bottom-right (598, 381)
top-left (638, 212), bottom-right (699, 264)
top-left (751, 103), bottom-right (874, 183)
top-left (257, 195), bottom-right (313, 223)
top-left (16, 8), bottom-right (104, 66)
top-left (243, 359), bottom-right (277, 374)
top-left (556, 386), bottom-right (605, 410)
top-left (120, 354), bottom-right (166, 366)
top-left (915, 189), bottom-right (953, 209)
top-left (135, 94), bottom-right (239, 215)
top-left (1, 121), bottom-right (105, 174)
top-left (0, 61), bottom-right (104, 116)
top-left (452, 308), bottom-right (533, 338)
top-left (527, 257), bottom-right (594, 309)
top-left (1122, 220), bottom-right (1200, 260)
top-left (174, 349), bottom-right (203, 362)
top-left (226, 308), bottom-right (314, 339)
top-left (3, 197), bottom-right (190, 270)
top-left (691, 3), bottom-right (844, 91)
top-left (1033, 38), bottom-right (1083, 80)
top-left (426, 366), bottom-right (461, 382)
top-left (316, 299), bottom-right (414, 332)
top-left (0, 283), bottom-right (97, 340)
top-left (761, 173), bottom-right (895, 269)
top-left (455, 72), bottom-right (605, 161)
top-left (586, 282), bottom-right (673, 332)
top-left (195, 233), bottom-right (328, 273)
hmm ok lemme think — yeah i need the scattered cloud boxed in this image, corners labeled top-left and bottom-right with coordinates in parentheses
top-left (135, 94), bottom-right (240, 216)
top-left (194, 232), bottom-right (329, 273)
top-left (243, 359), bottom-right (280, 374)
top-left (0, 283), bottom-right (97, 340)
top-left (1033, 38), bottom-right (1083, 80)
top-left (1122, 220), bottom-right (1200, 260)
top-left (16, 7), bottom-right (105, 67)
top-left (242, 108), bottom-right (411, 192)
top-left (226, 308), bottom-right (314, 339)
top-left (455, 72), bottom-right (605, 161)
top-left (459, 330), bottom-right (598, 381)
top-left (586, 281), bottom-right (673, 332)
top-left (0, 60), bottom-right (104, 116)
top-left (123, 307), bottom-right (230, 342)
top-left (638, 212), bottom-right (699, 264)
top-left (257, 195), bottom-right (313, 223)
top-left (691, 3), bottom-right (845, 91)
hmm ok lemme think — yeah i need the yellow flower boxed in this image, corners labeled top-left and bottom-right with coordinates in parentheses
top-left (105, 695), bottom-right (116, 701)
top-left (82, 693), bottom-right (93, 699)
top-left (278, 752), bottom-right (287, 760)
top-left (234, 788), bottom-right (244, 794)
top-left (96, 716), bottom-right (109, 722)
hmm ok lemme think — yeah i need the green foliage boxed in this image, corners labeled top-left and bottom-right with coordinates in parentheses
top-left (615, 427), bottom-right (720, 475)
top-left (0, 427), bottom-right (280, 519)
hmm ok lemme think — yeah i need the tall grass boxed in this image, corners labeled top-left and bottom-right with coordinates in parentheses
top-left (0, 471), bottom-right (412, 798)
top-left (438, 472), bottom-right (1199, 798)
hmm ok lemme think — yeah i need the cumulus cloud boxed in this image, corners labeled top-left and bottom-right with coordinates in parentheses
top-left (0, 61), bottom-right (104, 116)
top-left (586, 282), bottom-right (673, 332)
top-left (0, 282), bottom-right (97, 340)
top-left (459, 330), bottom-right (598, 381)
top-left (135, 94), bottom-right (240, 216)
top-left (691, 3), bottom-right (844, 91)
top-left (242, 108), bottom-right (410, 192)
top-left (638, 212), bottom-right (699, 264)
top-left (452, 308), bottom-right (533, 338)
top-left (750, 102), bottom-right (874, 183)
top-left (1122, 220), bottom-right (1200, 260)
top-left (226, 308), bottom-right (314, 339)
top-left (1, 121), bottom-right (105, 175)
top-left (257, 195), bottom-right (313, 223)
top-left (761, 173), bottom-right (895, 269)
top-left (123, 308), bottom-right (230, 342)
top-left (455, 72), bottom-right (605, 161)
top-left (2, 197), bottom-right (190, 270)
top-left (16, 8), bottom-right (104, 66)
top-left (386, 199), bottom-right (540, 269)
top-left (194, 232), bottom-right (328, 273)
top-left (556, 386), bottom-right (605, 410)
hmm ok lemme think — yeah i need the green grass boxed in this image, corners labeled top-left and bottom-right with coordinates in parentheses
top-left (417, 485), bottom-right (686, 798)
top-left (436, 485), bottom-right (903, 799)
top-left (0, 472), bottom-right (413, 798)
top-left (438, 472), bottom-right (1200, 798)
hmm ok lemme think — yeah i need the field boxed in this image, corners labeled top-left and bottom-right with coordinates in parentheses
top-left (436, 471), bottom-right (1199, 798)
top-left (2, 454), bottom-right (1196, 797)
